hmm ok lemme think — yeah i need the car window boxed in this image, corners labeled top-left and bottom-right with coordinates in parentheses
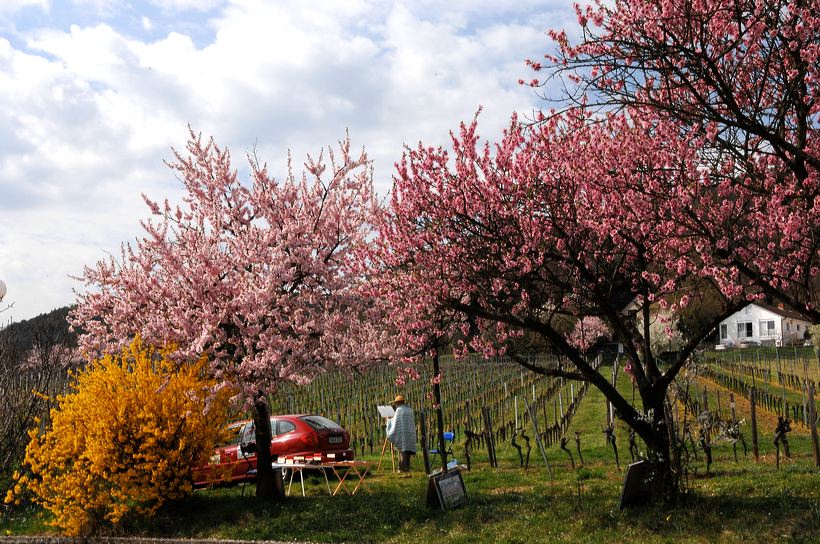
top-left (218, 423), bottom-right (244, 447)
top-left (240, 418), bottom-right (279, 442)
top-left (240, 422), bottom-right (255, 444)
top-left (277, 420), bottom-right (296, 434)
top-left (300, 415), bottom-right (342, 430)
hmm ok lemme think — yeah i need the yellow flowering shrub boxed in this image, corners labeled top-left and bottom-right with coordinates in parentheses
top-left (5, 338), bottom-right (231, 536)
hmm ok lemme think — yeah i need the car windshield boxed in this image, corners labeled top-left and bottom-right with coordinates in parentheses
top-left (217, 423), bottom-right (245, 447)
top-left (300, 415), bottom-right (342, 430)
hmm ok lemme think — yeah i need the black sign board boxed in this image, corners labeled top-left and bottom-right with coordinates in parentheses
top-left (426, 468), bottom-right (468, 510)
top-left (619, 460), bottom-right (652, 509)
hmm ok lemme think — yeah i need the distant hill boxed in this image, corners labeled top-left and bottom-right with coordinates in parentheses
top-left (0, 306), bottom-right (76, 354)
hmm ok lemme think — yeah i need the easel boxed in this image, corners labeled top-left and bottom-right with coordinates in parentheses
top-left (377, 433), bottom-right (396, 471)
top-left (376, 405), bottom-right (396, 471)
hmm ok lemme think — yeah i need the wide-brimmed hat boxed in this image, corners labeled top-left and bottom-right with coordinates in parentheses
top-left (393, 395), bottom-right (405, 404)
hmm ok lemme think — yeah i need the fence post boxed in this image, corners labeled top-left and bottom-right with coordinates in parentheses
top-left (419, 409), bottom-right (431, 475)
top-left (466, 399), bottom-right (473, 433)
top-left (750, 388), bottom-right (759, 461)
top-left (809, 383), bottom-right (819, 468)
top-left (525, 398), bottom-right (553, 478)
top-left (515, 396), bottom-right (519, 430)
top-left (481, 406), bottom-right (497, 468)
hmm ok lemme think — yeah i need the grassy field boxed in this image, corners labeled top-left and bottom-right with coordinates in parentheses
top-left (2, 367), bottom-right (819, 543)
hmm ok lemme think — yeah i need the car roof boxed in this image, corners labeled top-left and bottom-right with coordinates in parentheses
top-left (228, 414), bottom-right (314, 427)
top-left (227, 420), bottom-right (250, 429)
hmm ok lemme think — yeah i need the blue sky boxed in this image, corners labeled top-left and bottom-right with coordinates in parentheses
top-left (0, 0), bottom-right (575, 321)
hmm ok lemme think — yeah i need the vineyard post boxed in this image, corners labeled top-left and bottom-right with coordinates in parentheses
top-left (559, 391), bottom-right (564, 429)
top-left (750, 389), bottom-right (759, 461)
top-left (776, 347), bottom-right (787, 415)
top-left (541, 398), bottom-right (548, 436)
top-left (751, 352), bottom-right (757, 389)
top-left (809, 383), bottom-right (819, 467)
top-left (481, 406), bottom-right (497, 468)
top-left (607, 363), bottom-right (616, 426)
top-left (525, 398), bottom-right (553, 479)
top-left (801, 349), bottom-right (810, 386)
top-left (432, 348), bottom-right (449, 473)
top-left (500, 392), bottom-right (505, 439)
top-left (803, 386), bottom-right (809, 427)
top-left (515, 396), bottom-right (518, 430)
top-left (419, 409), bottom-right (431, 475)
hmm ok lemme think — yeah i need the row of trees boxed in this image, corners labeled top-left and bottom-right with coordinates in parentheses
top-left (0, 310), bottom-right (79, 499)
top-left (60, 0), bottom-right (817, 506)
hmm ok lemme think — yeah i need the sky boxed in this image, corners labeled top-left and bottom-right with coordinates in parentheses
top-left (0, 0), bottom-right (576, 322)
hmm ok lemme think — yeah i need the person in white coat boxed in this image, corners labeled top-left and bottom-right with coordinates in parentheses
top-left (386, 395), bottom-right (417, 472)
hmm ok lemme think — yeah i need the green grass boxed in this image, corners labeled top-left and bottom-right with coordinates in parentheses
top-left (3, 370), bottom-right (818, 543)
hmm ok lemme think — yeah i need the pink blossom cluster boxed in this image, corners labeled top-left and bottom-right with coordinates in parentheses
top-left (541, 0), bottom-right (820, 323)
top-left (369, 107), bottom-right (716, 371)
top-left (568, 316), bottom-right (611, 353)
top-left (71, 129), bottom-right (389, 404)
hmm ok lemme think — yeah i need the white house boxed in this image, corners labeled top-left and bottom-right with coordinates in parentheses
top-left (717, 303), bottom-right (813, 347)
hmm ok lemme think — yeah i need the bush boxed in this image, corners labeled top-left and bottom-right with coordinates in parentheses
top-left (5, 338), bottom-right (231, 536)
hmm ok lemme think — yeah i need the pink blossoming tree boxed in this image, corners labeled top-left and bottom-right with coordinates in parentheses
top-left (374, 0), bottom-right (818, 501)
top-left (372, 108), bottom-right (753, 500)
top-left (71, 130), bottom-right (383, 499)
top-left (536, 0), bottom-right (820, 320)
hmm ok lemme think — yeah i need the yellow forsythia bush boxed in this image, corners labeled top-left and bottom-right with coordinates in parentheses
top-left (5, 338), bottom-right (231, 536)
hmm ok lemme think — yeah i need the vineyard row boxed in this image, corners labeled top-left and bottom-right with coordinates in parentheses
top-left (701, 365), bottom-right (819, 429)
top-left (267, 353), bottom-right (602, 456)
top-left (707, 359), bottom-right (816, 395)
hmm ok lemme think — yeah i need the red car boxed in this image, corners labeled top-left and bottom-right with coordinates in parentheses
top-left (193, 414), bottom-right (354, 487)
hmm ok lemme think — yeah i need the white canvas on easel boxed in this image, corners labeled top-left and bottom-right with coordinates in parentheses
top-left (377, 405), bottom-right (396, 470)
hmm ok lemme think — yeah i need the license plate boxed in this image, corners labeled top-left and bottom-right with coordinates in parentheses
top-left (328, 436), bottom-right (342, 444)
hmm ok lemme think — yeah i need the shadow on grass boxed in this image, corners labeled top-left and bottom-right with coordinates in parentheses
top-left (614, 491), bottom-right (820, 543)
top-left (123, 477), bottom-right (442, 543)
top-left (16, 462), bottom-right (819, 543)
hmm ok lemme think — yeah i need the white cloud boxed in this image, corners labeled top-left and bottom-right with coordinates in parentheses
top-left (0, 0), bottom-right (573, 321)
top-left (0, 0), bottom-right (48, 15)
top-left (71, 0), bottom-right (118, 17)
top-left (141, 16), bottom-right (152, 30)
top-left (148, 0), bottom-right (223, 11)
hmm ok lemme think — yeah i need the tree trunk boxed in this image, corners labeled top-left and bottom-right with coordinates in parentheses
top-left (635, 384), bottom-right (679, 503)
top-left (253, 398), bottom-right (281, 500)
